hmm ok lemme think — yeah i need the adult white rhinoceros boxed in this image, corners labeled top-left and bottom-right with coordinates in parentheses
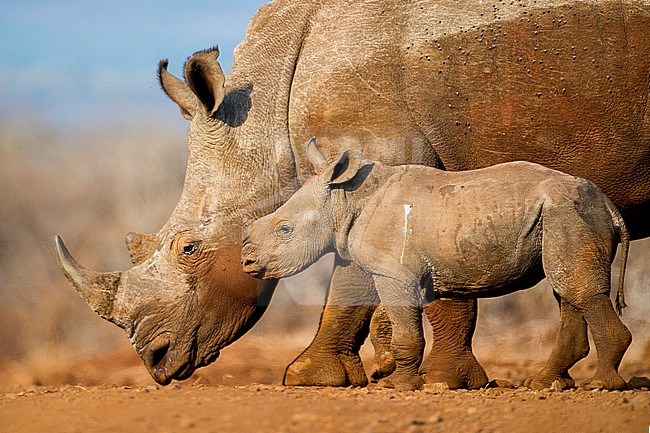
top-left (56, 0), bottom-right (649, 388)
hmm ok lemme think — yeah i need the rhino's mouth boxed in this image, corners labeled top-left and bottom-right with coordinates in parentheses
top-left (142, 333), bottom-right (197, 385)
top-left (242, 260), bottom-right (266, 279)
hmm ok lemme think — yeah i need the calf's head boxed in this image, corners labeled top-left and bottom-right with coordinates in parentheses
top-left (242, 140), bottom-right (371, 279)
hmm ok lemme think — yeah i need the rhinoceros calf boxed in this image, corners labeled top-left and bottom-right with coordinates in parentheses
top-left (242, 139), bottom-right (631, 391)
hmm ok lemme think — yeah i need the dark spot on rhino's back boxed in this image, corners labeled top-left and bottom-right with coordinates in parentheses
top-left (440, 184), bottom-right (457, 196)
top-left (573, 180), bottom-right (605, 228)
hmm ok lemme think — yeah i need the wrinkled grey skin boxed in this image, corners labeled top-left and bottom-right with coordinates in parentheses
top-left (243, 143), bottom-right (631, 391)
top-left (56, 0), bottom-right (649, 387)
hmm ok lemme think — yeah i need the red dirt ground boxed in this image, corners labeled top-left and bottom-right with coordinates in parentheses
top-left (1, 337), bottom-right (648, 433)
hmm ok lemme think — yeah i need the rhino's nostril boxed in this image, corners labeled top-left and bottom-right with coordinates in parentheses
top-left (144, 337), bottom-right (171, 371)
top-left (151, 342), bottom-right (170, 368)
top-left (242, 258), bottom-right (257, 267)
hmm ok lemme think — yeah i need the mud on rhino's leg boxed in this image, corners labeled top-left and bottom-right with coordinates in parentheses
top-left (369, 305), bottom-right (396, 381)
top-left (422, 298), bottom-right (488, 389)
top-left (525, 294), bottom-right (590, 390)
top-left (283, 258), bottom-right (378, 387)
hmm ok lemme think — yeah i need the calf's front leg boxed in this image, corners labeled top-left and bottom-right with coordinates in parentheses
top-left (370, 298), bottom-right (488, 389)
top-left (373, 275), bottom-right (425, 391)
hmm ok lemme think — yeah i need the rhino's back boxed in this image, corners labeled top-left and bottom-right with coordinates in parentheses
top-left (349, 162), bottom-right (588, 292)
top-left (287, 0), bottom-right (649, 235)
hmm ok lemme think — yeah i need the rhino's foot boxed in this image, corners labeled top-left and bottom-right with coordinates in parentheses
top-left (370, 349), bottom-right (396, 382)
top-left (283, 348), bottom-right (368, 387)
top-left (524, 371), bottom-right (575, 390)
top-left (423, 352), bottom-right (488, 390)
top-left (581, 371), bottom-right (628, 391)
top-left (378, 371), bottom-right (424, 391)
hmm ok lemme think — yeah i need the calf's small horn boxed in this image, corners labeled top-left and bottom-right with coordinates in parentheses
top-left (306, 137), bottom-right (328, 173)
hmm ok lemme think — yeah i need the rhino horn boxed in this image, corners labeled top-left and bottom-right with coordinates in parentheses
top-left (54, 235), bottom-right (126, 329)
top-left (158, 58), bottom-right (197, 120)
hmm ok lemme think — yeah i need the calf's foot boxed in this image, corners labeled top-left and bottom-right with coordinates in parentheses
top-left (524, 371), bottom-right (575, 390)
top-left (378, 371), bottom-right (425, 391)
top-left (581, 371), bottom-right (629, 391)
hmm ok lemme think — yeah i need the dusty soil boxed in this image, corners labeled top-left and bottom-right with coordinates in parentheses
top-left (1, 338), bottom-right (649, 433)
top-left (2, 383), bottom-right (650, 433)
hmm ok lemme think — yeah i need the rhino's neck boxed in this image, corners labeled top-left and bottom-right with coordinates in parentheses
top-left (330, 163), bottom-right (402, 260)
top-left (166, 1), bottom-right (321, 244)
top-left (221, 0), bottom-right (321, 214)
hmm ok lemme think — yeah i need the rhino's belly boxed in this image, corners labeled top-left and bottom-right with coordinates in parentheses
top-left (418, 212), bottom-right (544, 296)
top-left (430, 252), bottom-right (546, 298)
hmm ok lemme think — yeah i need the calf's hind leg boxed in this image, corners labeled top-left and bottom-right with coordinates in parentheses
top-left (542, 210), bottom-right (631, 391)
top-left (525, 294), bottom-right (589, 390)
top-left (579, 293), bottom-right (631, 390)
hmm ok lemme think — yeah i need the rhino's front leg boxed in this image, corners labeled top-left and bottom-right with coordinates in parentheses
top-left (283, 257), bottom-right (378, 387)
top-left (422, 298), bottom-right (488, 389)
top-left (370, 298), bottom-right (488, 389)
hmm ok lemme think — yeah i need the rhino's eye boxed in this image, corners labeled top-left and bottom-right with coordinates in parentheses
top-left (279, 225), bottom-right (293, 235)
top-left (183, 243), bottom-right (198, 256)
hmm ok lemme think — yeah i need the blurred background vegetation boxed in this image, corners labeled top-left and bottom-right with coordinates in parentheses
top-left (0, 1), bottom-right (647, 389)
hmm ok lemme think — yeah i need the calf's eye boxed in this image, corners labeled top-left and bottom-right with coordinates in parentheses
top-left (280, 225), bottom-right (293, 235)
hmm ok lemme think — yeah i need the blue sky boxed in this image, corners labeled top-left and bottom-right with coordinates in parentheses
top-left (0, 1), bottom-right (267, 129)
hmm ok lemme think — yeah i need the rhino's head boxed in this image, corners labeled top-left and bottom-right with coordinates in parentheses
top-left (55, 46), bottom-right (287, 385)
top-left (56, 236), bottom-right (273, 384)
top-left (242, 140), bottom-right (370, 280)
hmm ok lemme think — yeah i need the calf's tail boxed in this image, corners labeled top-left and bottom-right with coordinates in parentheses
top-left (605, 200), bottom-right (630, 315)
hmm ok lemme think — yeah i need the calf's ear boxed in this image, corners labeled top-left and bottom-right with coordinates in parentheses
top-left (324, 148), bottom-right (366, 186)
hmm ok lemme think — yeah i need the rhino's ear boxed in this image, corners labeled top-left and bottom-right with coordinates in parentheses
top-left (158, 59), bottom-right (196, 121)
top-left (184, 46), bottom-right (226, 117)
top-left (125, 232), bottom-right (159, 266)
top-left (306, 137), bottom-right (328, 173)
top-left (324, 148), bottom-right (367, 186)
